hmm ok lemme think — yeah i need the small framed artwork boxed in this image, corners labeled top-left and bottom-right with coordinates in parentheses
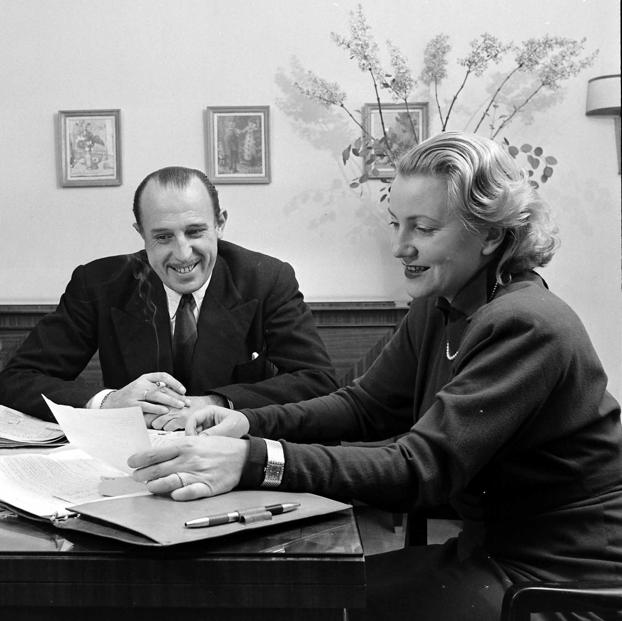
top-left (57, 109), bottom-right (122, 187)
top-left (362, 102), bottom-right (428, 179)
top-left (205, 106), bottom-right (270, 184)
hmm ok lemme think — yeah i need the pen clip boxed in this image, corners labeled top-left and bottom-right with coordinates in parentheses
top-left (239, 508), bottom-right (272, 524)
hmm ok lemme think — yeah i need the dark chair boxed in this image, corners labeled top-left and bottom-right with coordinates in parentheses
top-left (406, 512), bottom-right (622, 620)
top-left (501, 581), bottom-right (622, 621)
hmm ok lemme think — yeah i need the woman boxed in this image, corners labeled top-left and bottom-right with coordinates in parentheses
top-left (129, 132), bottom-right (622, 620)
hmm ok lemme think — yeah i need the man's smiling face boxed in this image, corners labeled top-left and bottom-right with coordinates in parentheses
top-left (134, 177), bottom-right (226, 294)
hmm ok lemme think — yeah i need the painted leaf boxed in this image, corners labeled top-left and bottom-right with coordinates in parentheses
top-left (508, 146), bottom-right (519, 157)
top-left (342, 146), bottom-right (351, 165)
top-left (527, 155), bottom-right (540, 169)
top-left (543, 166), bottom-right (553, 177)
top-left (545, 156), bottom-right (558, 165)
top-left (350, 181), bottom-right (360, 188)
top-left (534, 147), bottom-right (543, 156)
top-left (521, 144), bottom-right (532, 153)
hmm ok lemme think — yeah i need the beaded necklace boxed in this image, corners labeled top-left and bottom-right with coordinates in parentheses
top-left (445, 280), bottom-right (500, 361)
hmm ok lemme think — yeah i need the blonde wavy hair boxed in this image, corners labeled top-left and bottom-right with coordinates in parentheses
top-left (396, 132), bottom-right (560, 281)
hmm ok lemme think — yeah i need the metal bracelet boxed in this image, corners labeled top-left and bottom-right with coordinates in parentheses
top-left (99, 390), bottom-right (117, 409)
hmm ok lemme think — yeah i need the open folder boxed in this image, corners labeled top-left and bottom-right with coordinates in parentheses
top-left (0, 404), bottom-right (350, 546)
top-left (0, 447), bottom-right (350, 547)
top-left (0, 398), bottom-right (350, 546)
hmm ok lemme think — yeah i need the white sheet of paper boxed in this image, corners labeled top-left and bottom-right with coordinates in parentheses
top-left (0, 448), bottom-right (125, 518)
top-left (43, 396), bottom-right (151, 473)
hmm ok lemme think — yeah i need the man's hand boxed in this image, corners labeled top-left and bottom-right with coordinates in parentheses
top-left (149, 394), bottom-right (230, 432)
top-left (128, 435), bottom-right (249, 501)
top-left (101, 373), bottom-right (190, 423)
top-left (185, 406), bottom-right (250, 438)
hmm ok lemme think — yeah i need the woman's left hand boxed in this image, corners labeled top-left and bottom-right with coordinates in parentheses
top-left (128, 435), bottom-right (250, 501)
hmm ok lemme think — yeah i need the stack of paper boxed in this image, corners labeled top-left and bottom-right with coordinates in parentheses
top-left (0, 404), bottom-right (66, 448)
top-left (0, 447), bottom-right (133, 519)
top-left (1, 397), bottom-right (157, 519)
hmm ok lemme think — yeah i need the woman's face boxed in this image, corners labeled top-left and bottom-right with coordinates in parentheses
top-left (389, 174), bottom-right (493, 302)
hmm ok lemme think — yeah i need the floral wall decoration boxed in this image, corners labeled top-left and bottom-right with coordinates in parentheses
top-left (292, 4), bottom-right (598, 201)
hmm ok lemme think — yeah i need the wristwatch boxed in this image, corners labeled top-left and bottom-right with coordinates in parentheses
top-left (261, 439), bottom-right (285, 488)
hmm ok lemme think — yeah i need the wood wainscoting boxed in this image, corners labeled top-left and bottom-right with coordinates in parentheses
top-left (0, 302), bottom-right (409, 387)
top-left (308, 301), bottom-right (409, 385)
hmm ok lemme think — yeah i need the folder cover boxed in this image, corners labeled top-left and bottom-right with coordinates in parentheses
top-left (58, 490), bottom-right (351, 547)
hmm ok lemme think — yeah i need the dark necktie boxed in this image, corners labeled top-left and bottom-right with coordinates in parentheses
top-left (172, 293), bottom-right (197, 390)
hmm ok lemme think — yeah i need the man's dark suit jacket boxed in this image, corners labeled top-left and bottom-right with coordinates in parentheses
top-left (0, 241), bottom-right (338, 421)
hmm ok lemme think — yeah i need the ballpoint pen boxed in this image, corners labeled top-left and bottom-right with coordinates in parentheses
top-left (184, 502), bottom-right (300, 528)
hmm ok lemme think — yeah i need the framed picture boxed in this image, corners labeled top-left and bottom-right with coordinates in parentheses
top-left (57, 109), bottom-right (122, 187)
top-left (362, 102), bottom-right (428, 179)
top-left (205, 106), bottom-right (270, 184)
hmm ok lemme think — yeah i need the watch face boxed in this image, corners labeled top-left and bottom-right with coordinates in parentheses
top-left (265, 463), bottom-right (280, 478)
top-left (263, 462), bottom-right (283, 487)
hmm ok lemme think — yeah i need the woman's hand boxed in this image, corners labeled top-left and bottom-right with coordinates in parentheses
top-left (149, 395), bottom-right (229, 432)
top-left (185, 406), bottom-right (250, 438)
top-left (128, 435), bottom-right (250, 501)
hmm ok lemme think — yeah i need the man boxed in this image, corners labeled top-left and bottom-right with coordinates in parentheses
top-left (0, 167), bottom-right (337, 428)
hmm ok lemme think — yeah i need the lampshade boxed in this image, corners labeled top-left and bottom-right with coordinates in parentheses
top-left (586, 74), bottom-right (621, 116)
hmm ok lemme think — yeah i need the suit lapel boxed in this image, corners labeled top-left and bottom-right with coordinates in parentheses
top-left (191, 257), bottom-right (259, 391)
top-left (111, 267), bottom-right (173, 380)
top-left (109, 253), bottom-right (259, 392)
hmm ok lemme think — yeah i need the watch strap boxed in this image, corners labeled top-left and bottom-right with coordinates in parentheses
top-left (261, 439), bottom-right (285, 488)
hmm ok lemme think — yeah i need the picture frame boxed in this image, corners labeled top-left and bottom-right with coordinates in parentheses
top-left (362, 102), bottom-right (428, 179)
top-left (57, 109), bottom-right (122, 187)
top-left (205, 106), bottom-right (270, 184)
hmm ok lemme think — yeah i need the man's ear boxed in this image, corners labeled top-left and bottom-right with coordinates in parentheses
top-left (481, 227), bottom-right (505, 256)
top-left (133, 222), bottom-right (144, 239)
top-left (216, 210), bottom-right (228, 239)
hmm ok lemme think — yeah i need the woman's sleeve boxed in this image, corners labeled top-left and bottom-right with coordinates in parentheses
top-left (242, 310), bottom-right (419, 444)
top-left (269, 300), bottom-right (572, 511)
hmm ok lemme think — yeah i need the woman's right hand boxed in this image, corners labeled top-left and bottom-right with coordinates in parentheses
top-left (185, 405), bottom-right (250, 438)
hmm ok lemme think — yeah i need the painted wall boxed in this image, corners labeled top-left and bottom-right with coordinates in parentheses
top-left (1, 0), bottom-right (620, 398)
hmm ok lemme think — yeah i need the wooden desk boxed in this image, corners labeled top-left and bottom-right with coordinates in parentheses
top-left (0, 301), bottom-right (396, 617)
top-left (0, 505), bottom-right (365, 620)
